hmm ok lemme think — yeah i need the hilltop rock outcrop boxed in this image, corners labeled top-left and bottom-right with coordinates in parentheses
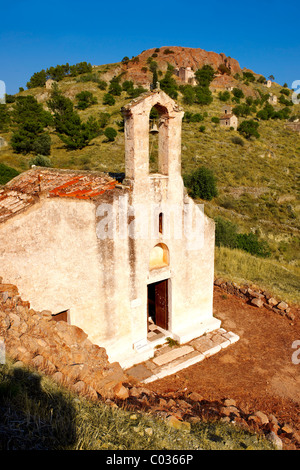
top-left (121, 46), bottom-right (241, 87)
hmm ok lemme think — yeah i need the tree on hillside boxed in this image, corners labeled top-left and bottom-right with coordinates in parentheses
top-left (103, 93), bottom-right (115, 106)
top-left (26, 70), bottom-right (47, 89)
top-left (232, 88), bottom-right (244, 99)
top-left (26, 62), bottom-right (93, 90)
top-left (108, 77), bottom-right (122, 96)
top-left (10, 95), bottom-right (52, 154)
top-left (0, 163), bottom-right (19, 185)
top-left (194, 86), bottom-right (213, 105)
top-left (237, 119), bottom-right (260, 139)
top-left (159, 70), bottom-right (178, 99)
top-left (104, 127), bottom-right (117, 142)
top-left (195, 65), bottom-right (215, 87)
top-left (184, 166), bottom-right (218, 200)
top-left (0, 104), bottom-right (10, 131)
top-left (75, 91), bottom-right (97, 110)
top-left (182, 85), bottom-right (196, 105)
top-left (218, 90), bottom-right (230, 102)
top-left (47, 86), bottom-right (101, 149)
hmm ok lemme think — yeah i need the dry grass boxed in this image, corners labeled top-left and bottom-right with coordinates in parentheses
top-left (0, 359), bottom-right (274, 450)
top-left (215, 246), bottom-right (300, 304)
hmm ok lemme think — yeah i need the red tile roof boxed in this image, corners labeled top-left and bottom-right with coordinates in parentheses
top-left (0, 167), bottom-right (119, 223)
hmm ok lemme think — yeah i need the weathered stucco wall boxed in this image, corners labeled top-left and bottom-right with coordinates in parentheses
top-left (0, 197), bottom-right (129, 350)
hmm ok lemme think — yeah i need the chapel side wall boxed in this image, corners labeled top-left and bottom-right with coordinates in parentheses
top-left (93, 193), bottom-right (140, 360)
top-left (0, 197), bottom-right (126, 347)
top-left (169, 208), bottom-right (215, 333)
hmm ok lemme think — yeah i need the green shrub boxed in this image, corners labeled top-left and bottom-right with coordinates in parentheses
top-left (231, 136), bottom-right (244, 146)
top-left (98, 80), bottom-right (107, 90)
top-left (279, 95), bottom-right (293, 106)
top-left (26, 70), bottom-right (47, 88)
top-left (99, 112), bottom-right (110, 128)
top-left (127, 86), bottom-right (147, 99)
top-left (10, 96), bottom-right (52, 154)
top-left (238, 119), bottom-right (260, 139)
top-left (242, 71), bottom-right (255, 82)
top-left (232, 88), bottom-right (244, 99)
top-left (257, 75), bottom-right (266, 83)
top-left (218, 91), bottom-right (230, 102)
top-left (215, 216), bottom-right (238, 248)
top-left (122, 80), bottom-right (134, 92)
top-left (214, 216), bottom-right (271, 257)
top-left (0, 163), bottom-right (19, 185)
top-left (194, 86), bottom-right (213, 105)
top-left (0, 104), bottom-right (10, 131)
top-left (195, 65), bottom-right (215, 87)
top-left (104, 127), bottom-right (117, 142)
top-left (236, 232), bottom-right (271, 258)
top-left (280, 88), bottom-right (290, 96)
top-left (182, 86), bottom-right (195, 105)
top-left (232, 104), bottom-right (251, 117)
top-left (76, 91), bottom-right (97, 110)
top-left (76, 73), bottom-right (100, 83)
top-left (31, 133), bottom-right (51, 155)
top-left (108, 79), bottom-right (122, 96)
top-left (184, 112), bottom-right (204, 123)
top-left (163, 48), bottom-right (174, 54)
top-left (29, 154), bottom-right (52, 167)
top-left (184, 166), bottom-right (218, 200)
top-left (47, 88), bottom-right (101, 149)
top-left (103, 93), bottom-right (115, 106)
top-left (159, 70), bottom-right (178, 99)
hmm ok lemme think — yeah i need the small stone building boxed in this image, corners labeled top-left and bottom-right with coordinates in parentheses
top-left (219, 105), bottom-right (238, 130)
top-left (177, 67), bottom-right (197, 86)
top-left (268, 93), bottom-right (277, 105)
top-left (0, 90), bottom-right (220, 368)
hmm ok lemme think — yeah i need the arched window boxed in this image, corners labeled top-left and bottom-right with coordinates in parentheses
top-left (149, 243), bottom-right (169, 270)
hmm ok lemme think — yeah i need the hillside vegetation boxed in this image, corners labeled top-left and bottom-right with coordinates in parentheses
top-left (0, 50), bottom-right (299, 302)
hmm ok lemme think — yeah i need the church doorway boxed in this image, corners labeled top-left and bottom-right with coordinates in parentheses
top-left (147, 279), bottom-right (169, 333)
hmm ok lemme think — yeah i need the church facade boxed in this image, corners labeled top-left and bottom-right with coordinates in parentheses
top-left (0, 90), bottom-right (220, 368)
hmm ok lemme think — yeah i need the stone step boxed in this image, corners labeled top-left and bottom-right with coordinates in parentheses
top-left (152, 345), bottom-right (194, 366)
top-left (144, 350), bottom-right (206, 383)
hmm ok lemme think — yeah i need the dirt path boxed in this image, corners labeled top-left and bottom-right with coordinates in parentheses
top-left (148, 287), bottom-right (300, 432)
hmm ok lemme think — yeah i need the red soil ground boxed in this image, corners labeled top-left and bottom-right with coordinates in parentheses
top-left (148, 287), bottom-right (300, 438)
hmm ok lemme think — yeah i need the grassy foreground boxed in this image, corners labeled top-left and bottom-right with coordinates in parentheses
top-left (0, 360), bottom-right (274, 450)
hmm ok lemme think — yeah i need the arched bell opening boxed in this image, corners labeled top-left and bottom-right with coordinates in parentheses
top-left (149, 104), bottom-right (169, 175)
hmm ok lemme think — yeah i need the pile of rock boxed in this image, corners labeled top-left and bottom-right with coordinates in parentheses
top-left (0, 279), bottom-right (131, 401)
top-left (123, 389), bottom-right (300, 450)
top-left (214, 278), bottom-right (295, 321)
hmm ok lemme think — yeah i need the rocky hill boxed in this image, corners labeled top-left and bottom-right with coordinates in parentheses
top-left (121, 46), bottom-right (241, 84)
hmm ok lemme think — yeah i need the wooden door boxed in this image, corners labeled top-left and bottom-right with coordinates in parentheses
top-left (155, 280), bottom-right (168, 330)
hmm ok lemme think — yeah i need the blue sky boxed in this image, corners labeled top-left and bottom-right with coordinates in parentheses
top-left (1, 0), bottom-right (299, 95)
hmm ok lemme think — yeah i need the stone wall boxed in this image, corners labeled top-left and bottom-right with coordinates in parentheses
top-left (214, 278), bottom-right (295, 321)
top-left (0, 278), bottom-right (131, 400)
